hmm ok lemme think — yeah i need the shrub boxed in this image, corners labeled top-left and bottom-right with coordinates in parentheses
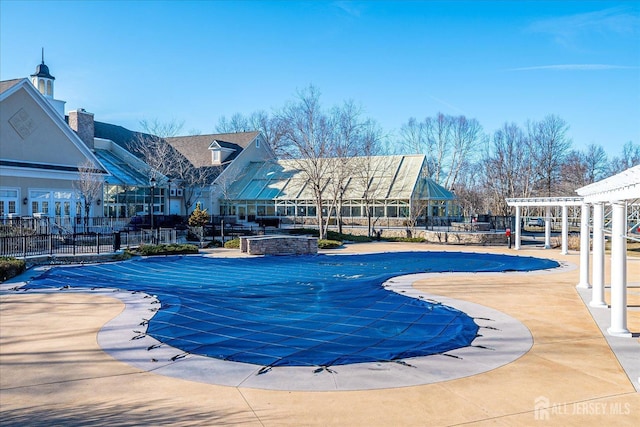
top-left (186, 230), bottom-right (199, 241)
top-left (287, 228), bottom-right (372, 242)
top-left (224, 238), bottom-right (241, 249)
top-left (137, 243), bottom-right (199, 256)
top-left (0, 257), bottom-right (26, 282)
top-left (383, 236), bottom-right (427, 243)
top-left (326, 231), bottom-right (372, 242)
top-left (113, 250), bottom-right (135, 261)
top-left (188, 203), bottom-right (209, 227)
top-left (287, 228), bottom-right (319, 236)
top-left (318, 239), bottom-right (342, 249)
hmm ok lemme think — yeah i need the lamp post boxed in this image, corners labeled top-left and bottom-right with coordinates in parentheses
top-left (167, 179), bottom-right (172, 215)
top-left (150, 177), bottom-right (156, 243)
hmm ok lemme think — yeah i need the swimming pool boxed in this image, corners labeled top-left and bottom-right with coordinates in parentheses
top-left (25, 251), bottom-right (558, 368)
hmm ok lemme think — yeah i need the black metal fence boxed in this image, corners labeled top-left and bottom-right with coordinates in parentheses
top-left (0, 228), bottom-right (177, 258)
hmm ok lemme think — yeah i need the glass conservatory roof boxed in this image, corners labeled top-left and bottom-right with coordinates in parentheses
top-left (222, 155), bottom-right (455, 202)
top-left (94, 149), bottom-right (151, 187)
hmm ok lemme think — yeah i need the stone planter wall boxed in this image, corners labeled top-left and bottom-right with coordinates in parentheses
top-left (240, 235), bottom-right (318, 255)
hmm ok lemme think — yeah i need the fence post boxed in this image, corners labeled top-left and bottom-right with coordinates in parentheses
top-left (49, 233), bottom-right (53, 255)
top-left (96, 233), bottom-right (100, 254)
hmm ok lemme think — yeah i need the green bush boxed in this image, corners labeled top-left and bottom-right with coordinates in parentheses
top-left (326, 231), bottom-right (372, 242)
top-left (318, 239), bottom-right (342, 249)
top-left (383, 237), bottom-right (426, 243)
top-left (188, 203), bottom-right (209, 227)
top-left (287, 228), bottom-right (372, 243)
top-left (287, 228), bottom-right (319, 236)
top-left (0, 257), bottom-right (26, 282)
top-left (137, 243), bottom-right (199, 256)
top-left (113, 250), bottom-right (135, 261)
top-left (224, 238), bottom-right (240, 249)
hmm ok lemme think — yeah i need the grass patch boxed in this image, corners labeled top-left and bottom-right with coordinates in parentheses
top-left (287, 228), bottom-right (372, 242)
top-left (0, 257), bottom-right (26, 282)
top-left (224, 238), bottom-right (241, 249)
top-left (136, 243), bottom-right (199, 256)
top-left (382, 236), bottom-right (427, 243)
top-left (113, 250), bottom-right (136, 261)
top-left (318, 239), bottom-right (342, 249)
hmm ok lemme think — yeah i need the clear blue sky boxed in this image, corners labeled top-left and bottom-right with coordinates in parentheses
top-left (2, 1), bottom-right (639, 156)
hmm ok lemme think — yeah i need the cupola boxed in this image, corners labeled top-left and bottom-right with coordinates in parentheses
top-left (30, 48), bottom-right (55, 98)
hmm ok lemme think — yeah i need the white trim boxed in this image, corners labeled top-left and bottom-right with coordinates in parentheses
top-left (1, 79), bottom-right (109, 175)
top-left (0, 164), bottom-right (83, 180)
top-left (506, 197), bottom-right (583, 207)
top-left (577, 165), bottom-right (640, 203)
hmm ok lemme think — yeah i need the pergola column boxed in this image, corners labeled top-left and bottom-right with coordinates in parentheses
top-left (544, 206), bottom-right (552, 249)
top-left (560, 204), bottom-right (569, 255)
top-left (576, 202), bottom-right (591, 289)
top-left (514, 205), bottom-right (522, 250)
top-left (590, 202), bottom-right (607, 307)
top-left (608, 200), bottom-right (631, 337)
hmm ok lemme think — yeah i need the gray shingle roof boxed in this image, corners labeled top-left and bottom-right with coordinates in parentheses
top-left (165, 131), bottom-right (259, 168)
top-left (94, 121), bottom-right (153, 152)
top-left (0, 78), bottom-right (25, 95)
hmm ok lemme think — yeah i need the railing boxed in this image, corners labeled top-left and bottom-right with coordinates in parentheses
top-left (0, 229), bottom-right (177, 258)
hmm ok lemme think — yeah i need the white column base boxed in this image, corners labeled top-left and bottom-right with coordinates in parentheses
top-left (589, 300), bottom-right (608, 308)
top-left (607, 327), bottom-right (632, 338)
top-left (576, 282), bottom-right (591, 289)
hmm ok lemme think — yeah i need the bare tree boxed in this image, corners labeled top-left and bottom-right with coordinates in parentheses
top-left (482, 122), bottom-right (534, 216)
top-left (215, 113), bottom-right (250, 133)
top-left (132, 119), bottom-right (215, 214)
top-left (608, 141), bottom-right (640, 175)
top-left (400, 113), bottom-right (483, 190)
top-left (74, 160), bottom-right (104, 229)
top-left (423, 113), bottom-right (452, 184)
top-left (583, 143), bottom-right (609, 182)
top-left (559, 150), bottom-right (589, 194)
top-left (400, 117), bottom-right (427, 154)
top-left (349, 121), bottom-right (391, 237)
top-left (216, 110), bottom-right (288, 156)
top-left (527, 114), bottom-right (572, 196)
top-left (444, 116), bottom-right (483, 190)
top-left (278, 85), bottom-right (336, 239)
top-left (452, 161), bottom-right (484, 218)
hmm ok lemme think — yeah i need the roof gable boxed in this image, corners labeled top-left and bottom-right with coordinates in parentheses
top-left (165, 131), bottom-right (260, 168)
top-left (223, 155), bottom-right (433, 201)
top-left (0, 78), bottom-right (106, 174)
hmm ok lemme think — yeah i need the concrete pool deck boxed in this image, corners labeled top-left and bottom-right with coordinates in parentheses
top-left (1, 243), bottom-right (639, 425)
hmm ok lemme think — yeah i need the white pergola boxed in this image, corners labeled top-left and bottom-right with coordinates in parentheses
top-left (576, 165), bottom-right (639, 338)
top-left (507, 165), bottom-right (639, 338)
top-left (505, 196), bottom-right (583, 253)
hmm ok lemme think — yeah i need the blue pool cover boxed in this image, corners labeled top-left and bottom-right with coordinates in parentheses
top-left (24, 251), bottom-right (558, 367)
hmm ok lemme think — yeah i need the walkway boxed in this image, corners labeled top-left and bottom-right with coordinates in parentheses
top-left (1, 243), bottom-right (638, 426)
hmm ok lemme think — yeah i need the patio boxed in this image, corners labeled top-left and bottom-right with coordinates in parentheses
top-left (1, 242), bottom-right (638, 426)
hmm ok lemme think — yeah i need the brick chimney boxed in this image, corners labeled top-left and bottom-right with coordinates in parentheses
top-left (68, 108), bottom-right (95, 150)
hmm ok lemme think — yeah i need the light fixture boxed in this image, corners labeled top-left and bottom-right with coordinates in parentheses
top-left (150, 177), bottom-right (156, 187)
top-left (96, 199), bottom-right (101, 206)
top-left (23, 197), bottom-right (28, 205)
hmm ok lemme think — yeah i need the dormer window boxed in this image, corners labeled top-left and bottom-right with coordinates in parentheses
top-left (212, 150), bottom-right (221, 165)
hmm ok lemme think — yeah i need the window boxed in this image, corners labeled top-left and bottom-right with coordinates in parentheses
top-left (0, 188), bottom-right (19, 217)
